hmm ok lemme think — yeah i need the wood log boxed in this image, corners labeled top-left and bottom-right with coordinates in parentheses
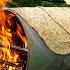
top-left (10, 44), bottom-right (28, 53)
top-left (0, 59), bottom-right (18, 67)
top-left (0, 43), bottom-right (28, 53)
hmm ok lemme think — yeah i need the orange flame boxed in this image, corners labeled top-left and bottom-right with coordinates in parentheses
top-left (0, 0), bottom-right (28, 70)
top-left (0, 0), bottom-right (8, 8)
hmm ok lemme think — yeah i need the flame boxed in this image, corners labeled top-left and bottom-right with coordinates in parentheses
top-left (0, 0), bottom-right (9, 48)
top-left (0, 0), bottom-right (28, 70)
top-left (16, 24), bottom-right (27, 48)
top-left (0, 0), bottom-right (8, 8)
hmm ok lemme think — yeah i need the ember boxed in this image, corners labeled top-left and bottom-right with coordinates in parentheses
top-left (0, 0), bottom-right (28, 70)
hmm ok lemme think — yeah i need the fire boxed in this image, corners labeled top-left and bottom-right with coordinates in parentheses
top-left (0, 0), bottom-right (8, 8)
top-left (0, 0), bottom-right (28, 70)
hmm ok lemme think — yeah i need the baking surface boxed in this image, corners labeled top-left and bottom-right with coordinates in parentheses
top-left (13, 7), bottom-right (70, 55)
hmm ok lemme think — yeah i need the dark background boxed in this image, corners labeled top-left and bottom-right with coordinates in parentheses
top-left (7, 0), bottom-right (70, 7)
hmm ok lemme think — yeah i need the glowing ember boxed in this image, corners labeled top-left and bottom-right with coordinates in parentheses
top-left (0, 0), bottom-right (28, 70)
